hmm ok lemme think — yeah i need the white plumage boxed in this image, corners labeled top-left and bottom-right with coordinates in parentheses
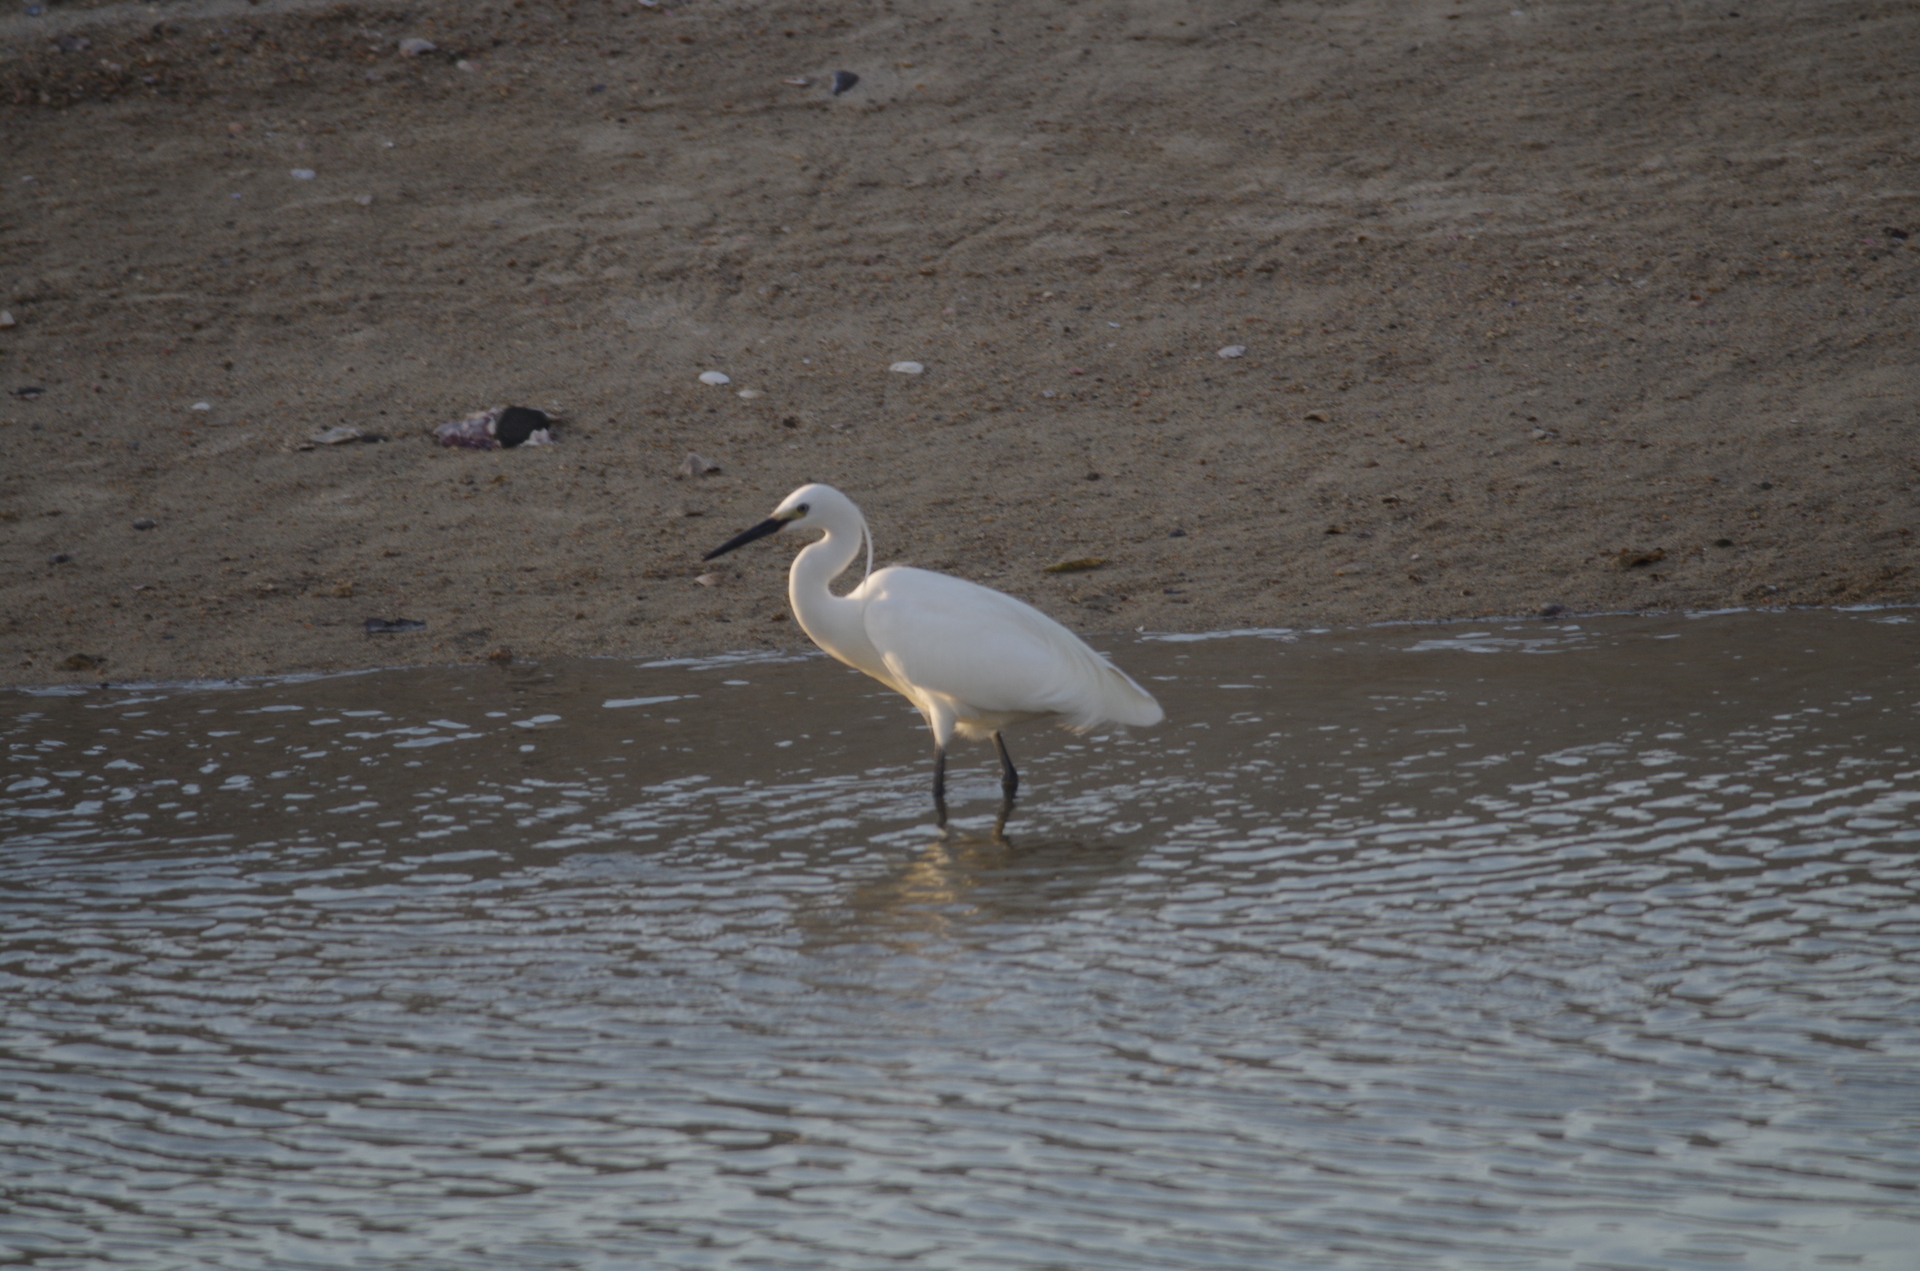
top-left (705, 483), bottom-right (1162, 826)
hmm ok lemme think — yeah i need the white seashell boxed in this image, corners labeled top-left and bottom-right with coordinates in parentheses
top-left (698, 371), bottom-right (731, 385)
top-left (290, 168), bottom-right (316, 180)
top-left (889, 361), bottom-right (925, 375)
top-left (694, 573), bottom-right (720, 587)
top-left (398, 38), bottom-right (436, 56)
top-left (736, 388), bottom-right (763, 399)
top-left (435, 408), bottom-right (502, 448)
top-left (1217, 344), bottom-right (1247, 359)
top-left (190, 402), bottom-right (212, 411)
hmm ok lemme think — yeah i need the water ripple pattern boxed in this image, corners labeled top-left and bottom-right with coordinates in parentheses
top-left (3, 611), bottom-right (1917, 1270)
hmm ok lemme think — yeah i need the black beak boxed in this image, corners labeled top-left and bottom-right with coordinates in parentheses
top-left (704, 516), bottom-right (787, 561)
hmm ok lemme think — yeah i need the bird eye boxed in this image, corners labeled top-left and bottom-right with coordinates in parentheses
top-left (793, 503), bottom-right (810, 516)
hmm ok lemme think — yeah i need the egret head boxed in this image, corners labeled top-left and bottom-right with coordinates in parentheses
top-left (703, 483), bottom-right (856, 562)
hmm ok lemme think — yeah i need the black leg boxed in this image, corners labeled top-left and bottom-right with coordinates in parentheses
top-left (993, 732), bottom-right (1019, 801)
top-left (932, 744), bottom-right (949, 827)
top-left (992, 732), bottom-right (1018, 839)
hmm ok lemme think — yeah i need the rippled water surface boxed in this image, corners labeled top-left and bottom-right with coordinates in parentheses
top-left (5, 610), bottom-right (1918, 1270)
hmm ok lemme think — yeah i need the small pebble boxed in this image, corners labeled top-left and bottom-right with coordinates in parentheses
top-left (830, 70), bottom-right (860, 95)
top-left (456, 59), bottom-right (478, 72)
top-left (364, 617), bottom-right (427, 635)
top-left (1217, 344), bottom-right (1247, 359)
top-left (493, 406), bottom-right (551, 447)
top-left (678, 452), bottom-right (722, 478)
top-left (0, 311), bottom-right (15, 329)
top-left (1303, 410), bottom-right (1331, 422)
top-left (698, 370), bottom-right (732, 385)
top-left (353, 193), bottom-right (374, 206)
top-left (47, 552), bottom-right (71, 565)
top-left (736, 388), bottom-right (763, 399)
top-left (132, 518), bottom-right (156, 531)
top-left (398, 38), bottom-right (436, 56)
top-left (190, 401), bottom-right (211, 412)
top-left (694, 573), bottom-right (721, 587)
top-left (888, 361), bottom-right (925, 375)
top-left (290, 168), bottom-right (316, 180)
top-left (783, 76), bottom-right (810, 87)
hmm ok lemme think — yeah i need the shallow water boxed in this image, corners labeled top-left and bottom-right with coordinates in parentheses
top-left (4, 609), bottom-right (1918, 1271)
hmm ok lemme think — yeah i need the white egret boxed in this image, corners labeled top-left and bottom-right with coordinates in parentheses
top-left (705, 484), bottom-right (1163, 827)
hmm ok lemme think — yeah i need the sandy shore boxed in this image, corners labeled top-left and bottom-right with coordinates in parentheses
top-left (2, 0), bottom-right (1914, 687)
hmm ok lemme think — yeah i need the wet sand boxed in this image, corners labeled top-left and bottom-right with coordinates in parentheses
top-left (2, 0), bottom-right (1915, 685)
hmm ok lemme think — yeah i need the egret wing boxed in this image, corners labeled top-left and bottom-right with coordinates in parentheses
top-left (861, 567), bottom-right (1161, 729)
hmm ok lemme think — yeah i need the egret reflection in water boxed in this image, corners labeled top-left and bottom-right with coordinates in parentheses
top-left (2, 609), bottom-right (1917, 1271)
